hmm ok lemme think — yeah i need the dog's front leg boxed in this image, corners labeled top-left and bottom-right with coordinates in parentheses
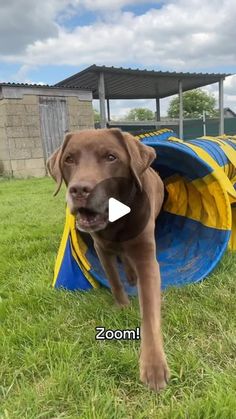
top-left (139, 257), bottom-right (169, 391)
top-left (94, 244), bottom-right (129, 307)
top-left (128, 243), bottom-right (170, 391)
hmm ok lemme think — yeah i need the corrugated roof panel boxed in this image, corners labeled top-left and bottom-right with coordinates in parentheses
top-left (56, 64), bottom-right (231, 99)
top-left (0, 82), bottom-right (91, 90)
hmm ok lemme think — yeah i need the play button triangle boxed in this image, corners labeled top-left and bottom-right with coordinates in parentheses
top-left (108, 197), bottom-right (131, 222)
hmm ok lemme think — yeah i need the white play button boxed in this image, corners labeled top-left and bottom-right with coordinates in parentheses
top-left (108, 197), bottom-right (131, 222)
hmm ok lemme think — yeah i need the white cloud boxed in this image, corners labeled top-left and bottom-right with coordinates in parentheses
top-left (2, 0), bottom-right (236, 72)
top-left (0, 0), bottom-right (66, 54)
top-left (1, 0), bottom-right (236, 115)
top-left (203, 76), bottom-right (236, 113)
top-left (203, 75), bottom-right (236, 103)
top-left (0, 0), bottom-right (157, 55)
top-left (224, 75), bottom-right (236, 96)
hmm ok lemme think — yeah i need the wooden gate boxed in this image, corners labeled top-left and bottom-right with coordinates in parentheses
top-left (39, 96), bottom-right (69, 160)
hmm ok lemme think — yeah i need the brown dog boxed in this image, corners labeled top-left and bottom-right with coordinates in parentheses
top-left (47, 128), bottom-right (170, 391)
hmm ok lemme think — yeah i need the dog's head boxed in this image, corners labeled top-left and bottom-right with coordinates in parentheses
top-left (47, 128), bottom-right (155, 233)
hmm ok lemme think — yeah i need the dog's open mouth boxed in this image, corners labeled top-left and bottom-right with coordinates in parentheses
top-left (76, 207), bottom-right (108, 231)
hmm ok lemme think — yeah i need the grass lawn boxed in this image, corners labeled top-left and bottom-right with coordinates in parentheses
top-left (0, 177), bottom-right (236, 418)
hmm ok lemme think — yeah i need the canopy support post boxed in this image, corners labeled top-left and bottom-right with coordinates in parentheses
top-left (107, 99), bottom-right (111, 122)
top-left (98, 72), bottom-right (106, 128)
top-left (219, 78), bottom-right (224, 135)
top-left (156, 98), bottom-right (160, 128)
top-left (179, 80), bottom-right (183, 139)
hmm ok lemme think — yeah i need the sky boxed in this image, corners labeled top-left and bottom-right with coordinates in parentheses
top-left (1, 0), bottom-right (236, 117)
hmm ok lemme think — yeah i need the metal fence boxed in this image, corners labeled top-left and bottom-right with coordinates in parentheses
top-left (107, 118), bottom-right (236, 140)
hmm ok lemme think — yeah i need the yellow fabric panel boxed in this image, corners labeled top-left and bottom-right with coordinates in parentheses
top-left (200, 136), bottom-right (236, 180)
top-left (186, 180), bottom-right (202, 221)
top-left (69, 212), bottom-right (100, 288)
top-left (168, 137), bottom-right (236, 200)
top-left (76, 232), bottom-right (88, 256)
top-left (69, 215), bottom-right (100, 289)
top-left (225, 162), bottom-right (234, 180)
top-left (230, 175), bottom-right (236, 186)
top-left (135, 128), bottom-right (173, 140)
top-left (53, 207), bottom-right (71, 287)
top-left (70, 237), bottom-right (100, 289)
top-left (196, 176), bottom-right (230, 230)
top-left (164, 175), bottom-right (188, 216)
top-left (164, 173), bottom-right (231, 230)
top-left (69, 215), bottom-right (91, 272)
top-left (168, 136), bottom-right (183, 144)
top-left (69, 214), bottom-right (100, 288)
top-left (53, 207), bottom-right (99, 289)
top-left (228, 206), bottom-right (236, 250)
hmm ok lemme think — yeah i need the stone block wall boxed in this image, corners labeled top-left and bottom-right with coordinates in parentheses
top-left (0, 95), bottom-right (45, 177)
top-left (0, 86), bottom-right (94, 178)
top-left (67, 97), bottom-right (94, 131)
top-left (0, 101), bottom-right (9, 174)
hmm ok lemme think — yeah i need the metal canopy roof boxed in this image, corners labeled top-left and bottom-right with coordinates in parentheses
top-left (56, 64), bottom-right (230, 100)
top-left (0, 82), bottom-right (90, 90)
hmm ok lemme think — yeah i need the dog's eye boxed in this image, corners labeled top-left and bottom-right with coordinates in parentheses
top-left (65, 155), bottom-right (74, 164)
top-left (106, 154), bottom-right (117, 162)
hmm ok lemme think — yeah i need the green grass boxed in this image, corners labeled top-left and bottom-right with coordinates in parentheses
top-left (0, 177), bottom-right (236, 419)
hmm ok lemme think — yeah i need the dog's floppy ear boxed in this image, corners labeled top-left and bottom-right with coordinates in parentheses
top-left (46, 132), bottom-right (73, 196)
top-left (111, 128), bottom-right (156, 190)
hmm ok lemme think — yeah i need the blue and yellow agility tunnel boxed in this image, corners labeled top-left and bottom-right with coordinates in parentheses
top-left (53, 129), bottom-right (236, 295)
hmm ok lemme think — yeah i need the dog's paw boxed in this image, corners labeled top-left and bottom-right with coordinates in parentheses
top-left (140, 356), bottom-right (170, 392)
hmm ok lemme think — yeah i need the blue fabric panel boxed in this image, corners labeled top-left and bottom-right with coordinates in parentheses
top-left (85, 245), bottom-right (138, 296)
top-left (156, 212), bottom-right (230, 288)
top-left (83, 213), bottom-right (230, 294)
top-left (188, 139), bottom-right (228, 167)
top-left (224, 139), bottom-right (236, 150)
top-left (54, 236), bottom-right (93, 291)
top-left (140, 130), bottom-right (176, 142)
top-left (143, 138), bottom-right (212, 180)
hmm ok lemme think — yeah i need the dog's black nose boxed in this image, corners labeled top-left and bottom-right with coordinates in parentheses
top-left (69, 182), bottom-right (93, 198)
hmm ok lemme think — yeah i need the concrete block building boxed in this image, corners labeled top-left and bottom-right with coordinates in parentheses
top-left (0, 84), bottom-right (94, 177)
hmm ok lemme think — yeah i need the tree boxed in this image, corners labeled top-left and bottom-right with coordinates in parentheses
top-left (125, 108), bottom-right (155, 121)
top-left (167, 89), bottom-right (217, 119)
top-left (93, 108), bottom-right (100, 123)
